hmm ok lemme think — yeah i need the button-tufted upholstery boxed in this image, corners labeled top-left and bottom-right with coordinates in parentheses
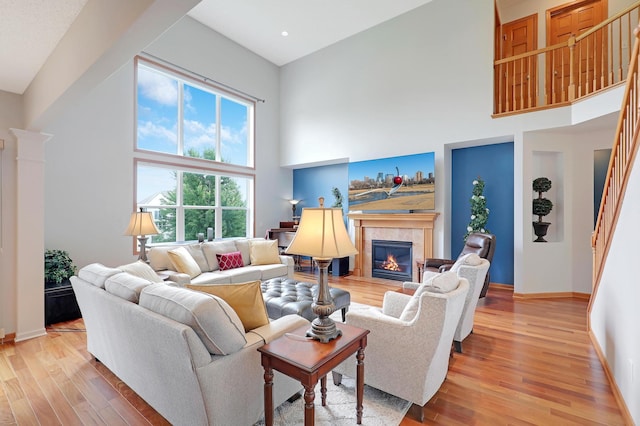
top-left (261, 278), bottom-right (351, 322)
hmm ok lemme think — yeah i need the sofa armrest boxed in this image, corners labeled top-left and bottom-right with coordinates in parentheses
top-left (249, 314), bottom-right (310, 344)
top-left (164, 271), bottom-right (191, 286)
top-left (381, 291), bottom-right (412, 318)
top-left (279, 255), bottom-right (295, 278)
top-left (423, 258), bottom-right (455, 269)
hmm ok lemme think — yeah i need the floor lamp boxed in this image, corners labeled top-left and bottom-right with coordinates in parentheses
top-left (285, 199), bottom-right (357, 342)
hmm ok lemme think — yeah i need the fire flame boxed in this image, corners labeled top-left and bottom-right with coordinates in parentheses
top-left (381, 254), bottom-right (401, 271)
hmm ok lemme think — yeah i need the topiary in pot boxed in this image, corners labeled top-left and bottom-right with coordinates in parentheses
top-left (532, 177), bottom-right (553, 242)
top-left (44, 249), bottom-right (77, 288)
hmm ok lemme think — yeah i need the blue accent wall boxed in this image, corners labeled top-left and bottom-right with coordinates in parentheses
top-left (293, 163), bottom-right (349, 215)
top-left (451, 143), bottom-right (514, 285)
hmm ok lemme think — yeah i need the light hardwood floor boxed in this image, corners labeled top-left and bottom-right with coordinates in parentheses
top-left (0, 271), bottom-right (627, 425)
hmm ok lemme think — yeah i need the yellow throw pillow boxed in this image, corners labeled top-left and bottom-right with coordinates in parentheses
top-left (187, 281), bottom-right (269, 332)
top-left (168, 247), bottom-right (202, 279)
top-left (249, 239), bottom-right (281, 265)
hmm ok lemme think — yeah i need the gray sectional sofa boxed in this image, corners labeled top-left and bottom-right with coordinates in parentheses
top-left (71, 263), bottom-right (309, 425)
top-left (146, 238), bottom-right (294, 285)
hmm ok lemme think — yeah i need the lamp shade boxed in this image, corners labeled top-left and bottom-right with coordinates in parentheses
top-left (285, 208), bottom-right (357, 260)
top-left (124, 208), bottom-right (160, 236)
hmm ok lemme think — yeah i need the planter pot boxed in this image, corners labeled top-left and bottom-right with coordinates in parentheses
top-left (532, 221), bottom-right (551, 242)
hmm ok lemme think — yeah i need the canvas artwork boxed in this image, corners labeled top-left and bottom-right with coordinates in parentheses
top-left (348, 152), bottom-right (435, 211)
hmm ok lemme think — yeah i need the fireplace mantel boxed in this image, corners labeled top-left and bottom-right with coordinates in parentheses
top-left (348, 212), bottom-right (439, 282)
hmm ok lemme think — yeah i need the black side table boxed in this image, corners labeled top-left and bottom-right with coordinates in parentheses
top-left (45, 281), bottom-right (81, 325)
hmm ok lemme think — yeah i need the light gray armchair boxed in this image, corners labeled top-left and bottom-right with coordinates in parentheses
top-left (332, 273), bottom-right (469, 422)
top-left (405, 257), bottom-right (490, 353)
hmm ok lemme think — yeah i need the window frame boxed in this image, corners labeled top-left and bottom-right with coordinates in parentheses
top-left (132, 56), bottom-right (257, 251)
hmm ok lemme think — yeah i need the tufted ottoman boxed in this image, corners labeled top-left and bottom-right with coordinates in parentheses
top-left (261, 277), bottom-right (351, 322)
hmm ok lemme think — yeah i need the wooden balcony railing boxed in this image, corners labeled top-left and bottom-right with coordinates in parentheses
top-left (591, 23), bottom-right (640, 302)
top-left (494, 2), bottom-right (640, 115)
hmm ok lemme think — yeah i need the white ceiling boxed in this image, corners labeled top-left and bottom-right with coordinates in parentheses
top-left (187, 0), bottom-right (435, 66)
top-left (0, 0), bottom-right (437, 95)
top-left (0, 0), bottom-right (88, 95)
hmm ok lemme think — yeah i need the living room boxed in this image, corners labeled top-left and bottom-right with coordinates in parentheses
top-left (0, 0), bottom-right (638, 423)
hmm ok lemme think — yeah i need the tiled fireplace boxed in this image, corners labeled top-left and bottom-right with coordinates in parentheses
top-left (348, 212), bottom-right (438, 283)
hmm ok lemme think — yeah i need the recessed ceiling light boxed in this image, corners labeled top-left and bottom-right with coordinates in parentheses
top-left (281, 31), bottom-right (289, 37)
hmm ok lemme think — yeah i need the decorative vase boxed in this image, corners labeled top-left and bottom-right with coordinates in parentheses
top-left (532, 221), bottom-right (551, 242)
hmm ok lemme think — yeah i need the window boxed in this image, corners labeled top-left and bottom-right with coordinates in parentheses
top-left (136, 57), bottom-right (253, 167)
top-left (134, 57), bottom-right (255, 243)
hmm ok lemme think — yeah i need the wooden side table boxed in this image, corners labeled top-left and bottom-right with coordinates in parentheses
top-left (258, 323), bottom-right (369, 426)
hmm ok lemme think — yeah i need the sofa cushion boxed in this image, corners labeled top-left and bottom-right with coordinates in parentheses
top-left (451, 253), bottom-right (483, 272)
top-left (249, 239), bottom-right (280, 265)
top-left (139, 283), bottom-right (246, 355)
top-left (187, 281), bottom-right (269, 332)
top-left (216, 251), bottom-right (244, 271)
top-left (105, 272), bottom-right (155, 303)
top-left (202, 241), bottom-right (238, 271)
top-left (399, 271), bottom-right (459, 321)
top-left (185, 243), bottom-right (210, 272)
top-left (118, 261), bottom-right (164, 283)
top-left (168, 247), bottom-right (201, 279)
top-left (78, 263), bottom-right (122, 289)
top-left (147, 246), bottom-right (175, 272)
top-left (233, 239), bottom-right (251, 265)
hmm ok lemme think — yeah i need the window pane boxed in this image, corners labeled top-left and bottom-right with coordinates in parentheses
top-left (184, 84), bottom-right (217, 160)
top-left (221, 176), bottom-right (248, 207)
top-left (153, 208), bottom-right (177, 243)
top-left (137, 164), bottom-right (176, 206)
top-left (220, 97), bottom-right (249, 166)
top-left (137, 66), bottom-right (178, 154)
top-left (222, 209), bottom-right (246, 238)
top-left (185, 209), bottom-right (215, 241)
top-left (183, 172), bottom-right (216, 206)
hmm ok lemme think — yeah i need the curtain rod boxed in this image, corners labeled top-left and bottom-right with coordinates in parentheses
top-left (140, 51), bottom-right (266, 103)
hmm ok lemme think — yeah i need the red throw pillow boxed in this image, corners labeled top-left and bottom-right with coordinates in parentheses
top-left (216, 251), bottom-right (244, 271)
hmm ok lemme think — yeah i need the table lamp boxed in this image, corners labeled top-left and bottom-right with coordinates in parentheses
top-left (285, 198), bottom-right (357, 342)
top-left (124, 207), bottom-right (160, 263)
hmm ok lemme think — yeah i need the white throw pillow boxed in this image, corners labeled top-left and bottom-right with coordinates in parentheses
top-left (201, 241), bottom-right (239, 271)
top-left (185, 243), bottom-right (210, 272)
top-left (450, 253), bottom-right (483, 272)
top-left (399, 271), bottom-right (459, 321)
top-left (118, 261), bottom-right (164, 283)
top-left (147, 246), bottom-right (175, 272)
top-left (140, 283), bottom-right (247, 355)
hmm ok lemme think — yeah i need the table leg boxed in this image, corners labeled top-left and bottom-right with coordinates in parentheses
top-left (356, 346), bottom-right (365, 424)
top-left (303, 384), bottom-right (315, 426)
top-left (320, 375), bottom-right (327, 406)
top-left (263, 365), bottom-right (274, 426)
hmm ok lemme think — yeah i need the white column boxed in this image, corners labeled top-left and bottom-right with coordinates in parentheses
top-left (11, 128), bottom-right (52, 341)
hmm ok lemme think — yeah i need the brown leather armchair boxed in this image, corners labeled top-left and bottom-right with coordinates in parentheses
top-left (422, 233), bottom-right (496, 298)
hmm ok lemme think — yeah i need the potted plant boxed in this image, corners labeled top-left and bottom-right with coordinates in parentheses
top-left (532, 177), bottom-right (553, 242)
top-left (44, 249), bottom-right (77, 288)
top-left (464, 177), bottom-right (490, 241)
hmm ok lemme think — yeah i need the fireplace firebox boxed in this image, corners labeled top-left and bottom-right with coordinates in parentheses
top-left (371, 240), bottom-right (412, 281)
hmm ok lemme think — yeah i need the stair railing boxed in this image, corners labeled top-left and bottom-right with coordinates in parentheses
top-left (495, 2), bottom-right (640, 115)
top-left (591, 23), bottom-right (640, 302)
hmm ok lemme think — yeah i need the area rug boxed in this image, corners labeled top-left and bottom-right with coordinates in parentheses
top-left (255, 302), bottom-right (411, 426)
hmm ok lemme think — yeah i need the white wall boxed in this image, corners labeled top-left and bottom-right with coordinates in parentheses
top-left (590, 151), bottom-right (640, 424)
top-left (279, 0), bottom-right (622, 293)
top-left (0, 90), bottom-right (23, 334)
top-left (42, 16), bottom-right (290, 271)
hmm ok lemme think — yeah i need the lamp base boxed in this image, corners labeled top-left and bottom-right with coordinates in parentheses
top-left (306, 317), bottom-right (343, 343)
top-left (306, 258), bottom-right (342, 343)
top-left (137, 236), bottom-right (149, 263)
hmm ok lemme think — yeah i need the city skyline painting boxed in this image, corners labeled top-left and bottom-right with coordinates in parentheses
top-left (348, 152), bottom-right (435, 211)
